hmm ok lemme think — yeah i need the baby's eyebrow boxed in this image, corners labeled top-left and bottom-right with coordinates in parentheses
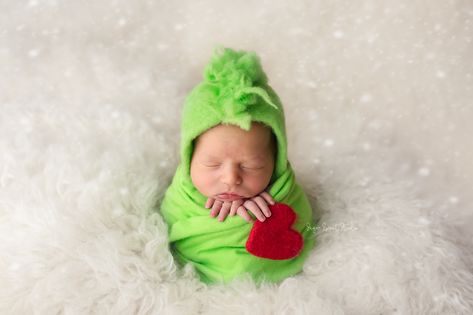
top-left (248, 155), bottom-right (265, 161)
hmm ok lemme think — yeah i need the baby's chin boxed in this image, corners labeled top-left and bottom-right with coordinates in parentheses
top-left (207, 188), bottom-right (270, 201)
top-left (213, 194), bottom-right (247, 202)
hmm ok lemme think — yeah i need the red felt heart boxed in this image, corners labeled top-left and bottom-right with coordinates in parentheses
top-left (245, 203), bottom-right (303, 260)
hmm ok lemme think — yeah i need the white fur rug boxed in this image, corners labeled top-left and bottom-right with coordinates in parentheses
top-left (1, 1), bottom-right (472, 314)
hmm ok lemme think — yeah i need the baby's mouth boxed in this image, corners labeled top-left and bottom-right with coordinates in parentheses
top-left (216, 193), bottom-right (244, 201)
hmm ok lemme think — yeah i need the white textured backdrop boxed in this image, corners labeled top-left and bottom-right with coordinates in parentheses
top-left (1, 0), bottom-right (472, 314)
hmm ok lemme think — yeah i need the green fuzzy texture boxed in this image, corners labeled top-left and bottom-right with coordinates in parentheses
top-left (160, 46), bottom-right (316, 285)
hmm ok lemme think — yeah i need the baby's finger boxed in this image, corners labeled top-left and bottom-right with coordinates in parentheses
top-left (244, 200), bottom-right (266, 222)
top-left (209, 200), bottom-right (223, 217)
top-left (205, 198), bottom-right (215, 209)
top-left (252, 196), bottom-right (271, 217)
top-left (260, 191), bottom-right (275, 205)
top-left (230, 199), bottom-right (244, 216)
top-left (237, 207), bottom-right (254, 223)
top-left (217, 202), bottom-right (231, 222)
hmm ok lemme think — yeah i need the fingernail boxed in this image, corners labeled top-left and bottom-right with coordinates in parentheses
top-left (260, 217), bottom-right (266, 222)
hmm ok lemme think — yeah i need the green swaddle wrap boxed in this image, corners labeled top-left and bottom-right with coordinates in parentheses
top-left (160, 46), bottom-right (316, 285)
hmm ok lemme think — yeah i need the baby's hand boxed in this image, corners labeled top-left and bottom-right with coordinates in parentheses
top-left (206, 198), bottom-right (245, 222)
top-left (239, 192), bottom-right (276, 223)
top-left (205, 191), bottom-right (276, 223)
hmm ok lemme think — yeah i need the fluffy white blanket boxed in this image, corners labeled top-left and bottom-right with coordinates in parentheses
top-left (1, 1), bottom-right (472, 314)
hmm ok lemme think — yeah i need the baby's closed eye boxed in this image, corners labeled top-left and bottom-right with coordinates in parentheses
top-left (203, 164), bottom-right (220, 168)
top-left (202, 163), bottom-right (265, 170)
top-left (242, 166), bottom-right (265, 170)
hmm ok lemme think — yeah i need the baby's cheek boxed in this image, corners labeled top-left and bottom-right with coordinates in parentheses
top-left (245, 173), bottom-right (271, 194)
top-left (191, 169), bottom-right (216, 195)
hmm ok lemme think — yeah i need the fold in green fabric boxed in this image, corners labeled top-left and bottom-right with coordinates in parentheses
top-left (159, 46), bottom-right (316, 285)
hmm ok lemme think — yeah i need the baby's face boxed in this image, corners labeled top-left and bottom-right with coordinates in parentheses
top-left (190, 122), bottom-right (276, 202)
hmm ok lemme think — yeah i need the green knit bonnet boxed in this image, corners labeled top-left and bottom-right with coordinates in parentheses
top-left (179, 46), bottom-right (290, 185)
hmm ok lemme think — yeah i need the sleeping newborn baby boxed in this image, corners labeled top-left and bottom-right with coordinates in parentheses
top-left (160, 46), bottom-right (316, 285)
top-left (192, 121), bottom-right (277, 224)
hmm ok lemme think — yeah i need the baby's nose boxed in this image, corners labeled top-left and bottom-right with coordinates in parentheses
top-left (221, 166), bottom-right (242, 186)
